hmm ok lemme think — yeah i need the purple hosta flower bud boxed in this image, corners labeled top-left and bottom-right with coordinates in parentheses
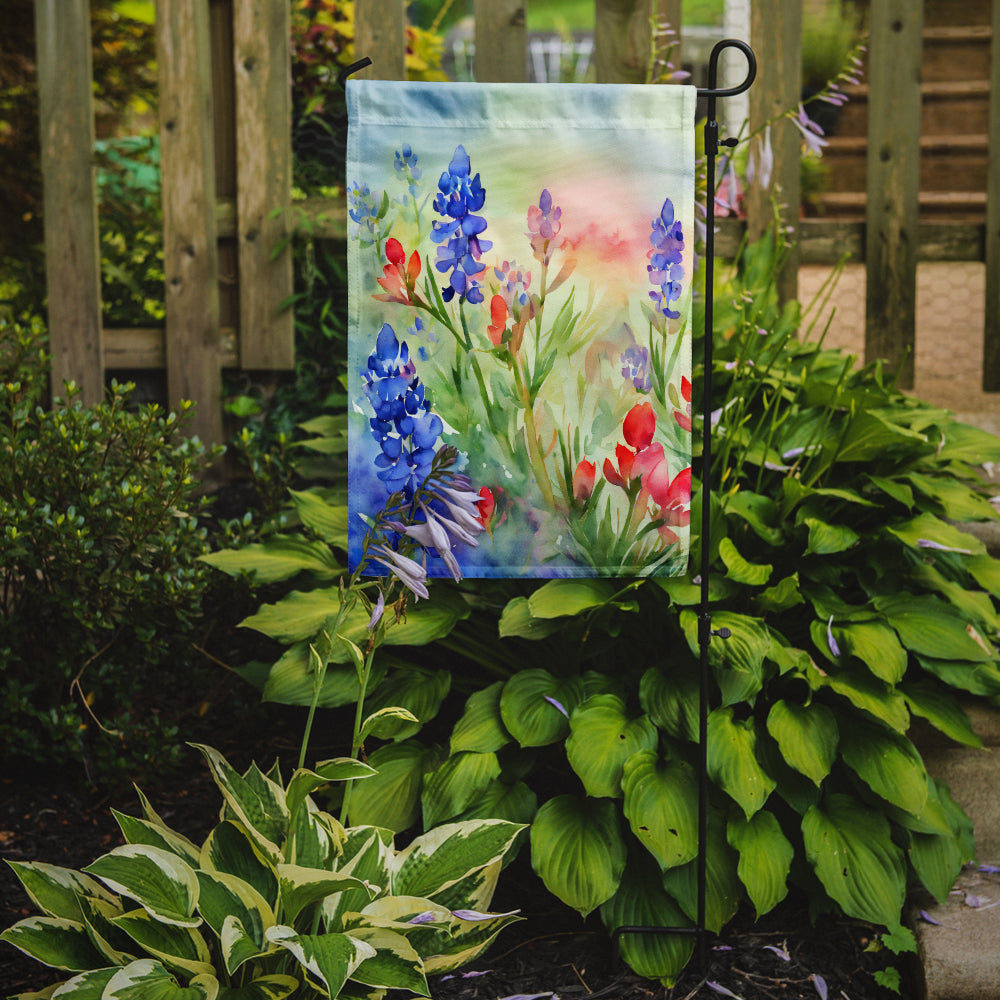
top-left (791, 104), bottom-right (828, 157)
top-left (407, 911), bottom-right (438, 925)
top-left (451, 908), bottom-right (520, 921)
top-left (527, 189), bottom-right (565, 267)
top-left (372, 544), bottom-right (429, 600)
top-left (827, 615), bottom-right (841, 658)
top-left (429, 481), bottom-right (488, 538)
top-left (917, 538), bottom-right (973, 554)
top-left (367, 591), bottom-right (385, 631)
top-left (747, 125), bottom-right (774, 191)
top-left (544, 695), bottom-right (569, 718)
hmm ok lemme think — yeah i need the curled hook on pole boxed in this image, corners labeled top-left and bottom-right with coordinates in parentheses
top-left (337, 56), bottom-right (373, 90)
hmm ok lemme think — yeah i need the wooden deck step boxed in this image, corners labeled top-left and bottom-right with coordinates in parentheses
top-left (835, 80), bottom-right (992, 137)
top-left (813, 190), bottom-right (987, 222)
top-left (922, 25), bottom-right (993, 82)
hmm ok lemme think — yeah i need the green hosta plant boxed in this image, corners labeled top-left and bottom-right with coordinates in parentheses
top-left (1, 743), bottom-right (523, 999)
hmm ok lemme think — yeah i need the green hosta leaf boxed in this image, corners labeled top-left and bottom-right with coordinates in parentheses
top-left (359, 706), bottom-right (421, 742)
top-left (621, 751), bottom-right (698, 871)
top-left (190, 746), bottom-right (287, 863)
top-left (835, 621), bottom-right (907, 684)
top-left (718, 537), bottom-right (772, 586)
top-left (347, 740), bottom-right (442, 832)
top-left (654, 574), bottom-right (737, 606)
top-left (707, 708), bottom-right (776, 818)
top-left (421, 751), bottom-right (502, 828)
top-left (901, 680), bottom-right (982, 748)
top-left (835, 410), bottom-right (927, 463)
top-left (83, 846), bottom-right (200, 928)
top-left (277, 865), bottom-right (374, 925)
top-left (865, 474), bottom-right (914, 509)
top-left (724, 490), bottom-right (784, 545)
top-left (288, 488), bottom-right (349, 545)
top-left (910, 562), bottom-right (1000, 633)
top-left (499, 670), bottom-right (584, 747)
top-left (200, 536), bottom-right (341, 584)
top-left (103, 959), bottom-right (218, 1000)
top-left (527, 578), bottom-right (618, 618)
top-left (765, 700), bottom-right (837, 786)
top-left (966, 553), bottom-right (1000, 597)
top-left (909, 807), bottom-right (966, 905)
top-left (200, 822), bottom-right (278, 910)
top-left (111, 908), bottom-right (214, 978)
top-left (0, 916), bottom-right (107, 971)
top-left (599, 853), bottom-right (694, 986)
top-left (265, 926), bottom-right (375, 998)
top-left (639, 664), bottom-right (699, 742)
top-left (916, 655), bottom-right (1000, 697)
top-left (936, 421), bottom-right (1000, 464)
top-left (346, 926), bottom-right (428, 994)
top-left (497, 596), bottom-right (563, 639)
top-left (112, 813), bottom-right (201, 868)
top-left (874, 593), bottom-right (995, 662)
top-left (661, 811), bottom-right (741, 933)
top-left (906, 472), bottom-right (998, 522)
top-left (4, 862), bottom-right (118, 923)
top-left (680, 610), bottom-right (770, 706)
top-left (755, 573), bottom-right (804, 614)
top-left (839, 718), bottom-right (929, 816)
top-left (260, 643), bottom-right (386, 709)
top-left (803, 517), bottom-right (859, 556)
top-left (216, 975), bottom-right (299, 1000)
top-left (453, 779), bottom-right (538, 827)
top-left (802, 793), bottom-right (906, 926)
top-left (393, 820), bottom-right (524, 900)
top-left (363, 667), bottom-right (451, 740)
top-left (530, 795), bottom-right (626, 917)
top-left (886, 512), bottom-right (985, 557)
top-left (727, 811), bottom-right (793, 918)
top-left (810, 661), bottom-right (910, 732)
top-left (450, 682), bottom-right (511, 754)
top-left (566, 695), bottom-right (658, 798)
top-left (195, 871), bottom-right (273, 974)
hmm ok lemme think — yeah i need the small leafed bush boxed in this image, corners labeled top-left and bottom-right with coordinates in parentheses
top-left (0, 317), bottom-right (218, 782)
top-left (1, 744), bottom-right (524, 998)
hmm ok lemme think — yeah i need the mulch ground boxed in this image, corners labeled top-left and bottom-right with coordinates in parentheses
top-left (1, 739), bottom-right (913, 1000)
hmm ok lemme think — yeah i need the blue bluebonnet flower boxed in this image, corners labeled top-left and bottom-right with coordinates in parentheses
top-left (493, 259), bottom-right (533, 314)
top-left (363, 323), bottom-right (443, 497)
top-left (620, 343), bottom-right (652, 393)
top-left (347, 181), bottom-right (383, 246)
top-left (431, 145), bottom-right (492, 304)
top-left (394, 143), bottom-right (422, 188)
top-left (647, 197), bottom-right (685, 321)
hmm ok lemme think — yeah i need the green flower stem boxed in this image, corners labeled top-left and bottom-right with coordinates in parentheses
top-left (513, 356), bottom-right (557, 509)
top-left (340, 643), bottom-right (377, 826)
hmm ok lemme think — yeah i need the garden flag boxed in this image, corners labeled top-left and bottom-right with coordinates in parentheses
top-left (347, 80), bottom-right (696, 580)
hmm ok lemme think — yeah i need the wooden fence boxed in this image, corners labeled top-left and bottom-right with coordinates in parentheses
top-left (33, 0), bottom-right (1000, 445)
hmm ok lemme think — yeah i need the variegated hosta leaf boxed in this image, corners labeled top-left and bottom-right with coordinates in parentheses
top-left (621, 751), bottom-right (699, 871)
top-left (4, 861), bottom-right (118, 922)
top-left (706, 707), bottom-right (776, 819)
top-left (110, 908), bottom-right (214, 979)
top-left (599, 854), bottom-right (694, 987)
top-left (661, 811), bottom-right (742, 934)
top-left (288, 802), bottom-right (344, 870)
top-left (77, 894), bottom-right (136, 966)
top-left (424, 859), bottom-right (501, 916)
top-left (45, 966), bottom-right (118, 997)
top-left (726, 810), bottom-right (793, 918)
top-left (347, 740), bottom-right (442, 832)
top-left (838, 718), bottom-right (929, 817)
top-left (83, 846), bottom-right (200, 928)
top-left (391, 820), bottom-right (524, 901)
top-left (420, 906), bottom-right (522, 975)
top-left (102, 958), bottom-right (218, 999)
top-left (499, 669), bottom-right (585, 747)
top-left (276, 865), bottom-right (376, 925)
top-left (421, 751), bottom-right (502, 829)
top-left (802, 793), bottom-right (906, 926)
top-left (322, 829), bottom-right (393, 931)
top-left (565, 695), bottom-right (658, 799)
top-left (112, 811), bottom-right (201, 868)
top-left (765, 700), bottom-right (838, 786)
top-left (195, 871), bottom-right (274, 974)
top-left (265, 926), bottom-right (375, 998)
top-left (0, 916), bottom-right (107, 971)
top-left (200, 822), bottom-right (278, 910)
top-left (214, 974), bottom-right (300, 1000)
top-left (362, 667), bottom-right (451, 741)
top-left (450, 681), bottom-right (511, 754)
top-left (344, 926), bottom-right (429, 995)
top-left (285, 760), bottom-right (375, 824)
top-left (191, 746), bottom-right (288, 863)
top-left (529, 795), bottom-right (626, 917)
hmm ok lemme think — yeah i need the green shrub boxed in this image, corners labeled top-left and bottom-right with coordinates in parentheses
top-left (0, 317), bottom-right (220, 783)
top-left (210, 232), bottom-right (1000, 985)
top-left (1, 743), bottom-right (524, 998)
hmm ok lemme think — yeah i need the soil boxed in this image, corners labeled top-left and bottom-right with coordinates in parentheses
top-left (0, 739), bottom-right (913, 1000)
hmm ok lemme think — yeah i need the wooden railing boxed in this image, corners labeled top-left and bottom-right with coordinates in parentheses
top-left (32, 0), bottom-right (1000, 444)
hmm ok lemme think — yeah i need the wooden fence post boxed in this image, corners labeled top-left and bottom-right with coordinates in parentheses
top-left (864, 0), bottom-right (923, 389)
top-left (233, 0), bottom-right (294, 370)
top-left (354, 0), bottom-right (407, 80)
top-left (34, 0), bottom-right (104, 405)
top-left (157, 0), bottom-right (223, 445)
top-left (983, 0), bottom-right (1000, 390)
top-left (594, 0), bottom-right (674, 84)
top-left (746, 0), bottom-right (801, 306)
top-left (474, 0), bottom-right (527, 83)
